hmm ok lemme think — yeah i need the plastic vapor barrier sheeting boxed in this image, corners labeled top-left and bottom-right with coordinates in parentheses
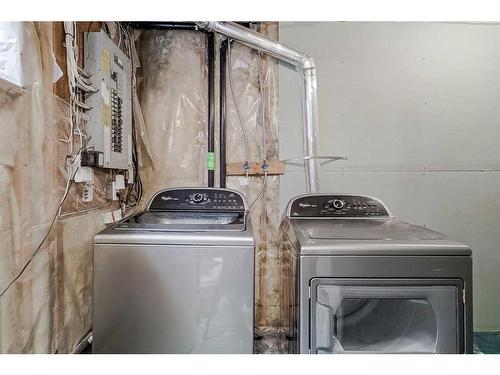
top-left (135, 29), bottom-right (208, 199)
top-left (0, 22), bottom-right (282, 353)
top-left (0, 22), bottom-right (110, 353)
top-left (224, 25), bottom-right (281, 331)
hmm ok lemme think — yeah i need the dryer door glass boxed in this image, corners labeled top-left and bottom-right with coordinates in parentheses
top-left (311, 281), bottom-right (462, 354)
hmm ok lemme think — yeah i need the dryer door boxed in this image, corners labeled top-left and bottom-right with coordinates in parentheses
top-left (310, 279), bottom-right (463, 354)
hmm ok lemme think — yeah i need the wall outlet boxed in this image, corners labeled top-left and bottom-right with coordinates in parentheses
top-left (82, 184), bottom-right (94, 203)
top-left (68, 154), bottom-right (94, 182)
top-left (115, 174), bottom-right (125, 190)
top-left (74, 166), bottom-right (94, 183)
top-left (101, 208), bottom-right (123, 224)
top-left (106, 181), bottom-right (119, 201)
top-left (126, 167), bottom-right (134, 184)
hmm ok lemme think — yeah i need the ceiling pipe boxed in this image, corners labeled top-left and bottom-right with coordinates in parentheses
top-left (196, 21), bottom-right (321, 193)
top-left (125, 22), bottom-right (201, 31)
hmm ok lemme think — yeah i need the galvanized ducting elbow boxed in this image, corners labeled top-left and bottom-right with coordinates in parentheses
top-left (297, 54), bottom-right (315, 71)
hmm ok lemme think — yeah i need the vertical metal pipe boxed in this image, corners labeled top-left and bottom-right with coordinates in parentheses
top-left (207, 32), bottom-right (215, 187)
top-left (219, 39), bottom-right (228, 188)
top-left (301, 68), bottom-right (320, 193)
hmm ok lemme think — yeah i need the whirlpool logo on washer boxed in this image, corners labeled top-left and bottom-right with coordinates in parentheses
top-left (298, 202), bottom-right (316, 208)
top-left (161, 195), bottom-right (178, 201)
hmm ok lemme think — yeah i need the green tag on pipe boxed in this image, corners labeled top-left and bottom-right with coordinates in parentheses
top-left (207, 152), bottom-right (215, 171)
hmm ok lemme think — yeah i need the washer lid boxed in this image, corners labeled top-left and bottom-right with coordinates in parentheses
top-left (94, 215), bottom-right (254, 246)
top-left (291, 219), bottom-right (471, 256)
top-left (115, 211), bottom-right (246, 231)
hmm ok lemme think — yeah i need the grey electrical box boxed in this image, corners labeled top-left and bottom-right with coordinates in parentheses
top-left (84, 31), bottom-right (132, 170)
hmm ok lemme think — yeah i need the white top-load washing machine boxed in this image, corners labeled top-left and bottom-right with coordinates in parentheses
top-left (279, 194), bottom-right (473, 354)
top-left (93, 187), bottom-right (255, 353)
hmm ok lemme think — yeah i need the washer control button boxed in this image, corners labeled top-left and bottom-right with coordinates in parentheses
top-left (192, 193), bottom-right (204, 203)
top-left (332, 199), bottom-right (345, 210)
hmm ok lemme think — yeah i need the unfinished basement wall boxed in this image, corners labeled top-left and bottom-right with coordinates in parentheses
top-left (225, 23), bottom-right (280, 332)
top-left (134, 23), bottom-right (281, 332)
top-left (0, 22), bottom-right (282, 353)
top-left (0, 22), bottom-right (116, 353)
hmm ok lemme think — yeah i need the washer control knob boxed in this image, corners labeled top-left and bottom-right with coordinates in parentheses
top-left (332, 199), bottom-right (345, 210)
top-left (192, 193), bottom-right (204, 203)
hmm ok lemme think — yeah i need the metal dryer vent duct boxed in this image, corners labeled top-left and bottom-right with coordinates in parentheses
top-left (196, 21), bottom-right (321, 193)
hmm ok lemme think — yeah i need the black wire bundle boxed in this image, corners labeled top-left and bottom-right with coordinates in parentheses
top-left (124, 123), bottom-right (143, 208)
top-left (124, 21), bottom-right (143, 209)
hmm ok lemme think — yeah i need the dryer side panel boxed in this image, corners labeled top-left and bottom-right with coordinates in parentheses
top-left (278, 219), bottom-right (300, 353)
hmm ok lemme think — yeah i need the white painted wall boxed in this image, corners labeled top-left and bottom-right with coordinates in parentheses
top-left (279, 22), bottom-right (500, 331)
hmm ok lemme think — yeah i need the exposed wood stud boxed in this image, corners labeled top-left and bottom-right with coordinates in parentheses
top-left (226, 160), bottom-right (285, 176)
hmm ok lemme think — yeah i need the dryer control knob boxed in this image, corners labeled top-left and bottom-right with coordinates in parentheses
top-left (332, 199), bottom-right (345, 210)
top-left (192, 193), bottom-right (204, 203)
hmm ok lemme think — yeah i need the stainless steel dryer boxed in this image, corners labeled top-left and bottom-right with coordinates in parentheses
top-left (93, 187), bottom-right (255, 353)
top-left (279, 194), bottom-right (472, 354)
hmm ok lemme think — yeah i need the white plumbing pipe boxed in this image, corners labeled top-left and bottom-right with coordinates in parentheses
top-left (196, 21), bottom-right (320, 193)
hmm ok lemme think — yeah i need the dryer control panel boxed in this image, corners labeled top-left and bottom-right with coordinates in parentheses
top-left (288, 194), bottom-right (390, 218)
top-left (148, 188), bottom-right (246, 212)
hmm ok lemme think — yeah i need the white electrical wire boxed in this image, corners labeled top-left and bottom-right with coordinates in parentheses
top-left (117, 23), bottom-right (122, 48)
top-left (228, 27), bottom-right (270, 213)
top-left (257, 52), bottom-right (267, 162)
top-left (63, 21), bottom-right (97, 189)
top-left (251, 23), bottom-right (267, 163)
top-left (58, 166), bottom-right (75, 216)
top-left (248, 32), bottom-right (269, 212)
top-left (227, 40), bottom-right (250, 175)
top-left (0, 166), bottom-right (79, 298)
top-left (88, 183), bottom-right (106, 194)
top-left (248, 58), bottom-right (267, 211)
top-left (77, 66), bottom-right (90, 78)
top-left (73, 99), bottom-right (92, 110)
top-left (64, 22), bottom-right (79, 156)
top-left (64, 22), bottom-right (97, 94)
top-left (31, 22), bottom-right (113, 281)
top-left (247, 171), bottom-right (268, 212)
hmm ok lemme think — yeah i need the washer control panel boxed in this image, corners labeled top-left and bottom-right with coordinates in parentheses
top-left (288, 194), bottom-right (390, 218)
top-left (148, 188), bottom-right (246, 212)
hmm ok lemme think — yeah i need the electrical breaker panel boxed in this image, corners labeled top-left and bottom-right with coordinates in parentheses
top-left (84, 31), bottom-right (132, 170)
